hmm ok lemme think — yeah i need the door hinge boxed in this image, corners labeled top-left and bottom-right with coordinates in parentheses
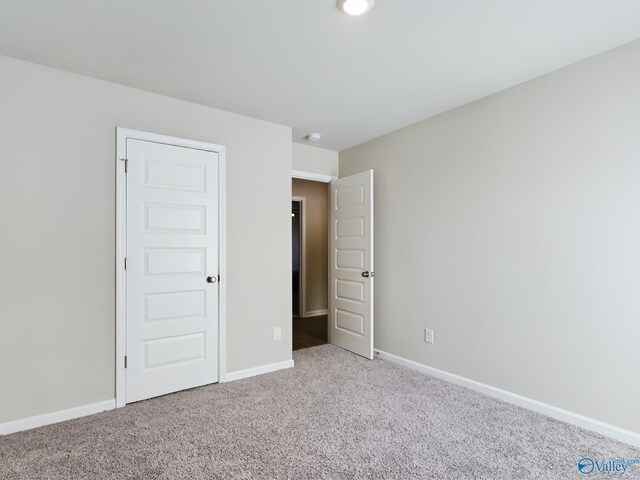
top-left (121, 158), bottom-right (128, 173)
top-left (124, 356), bottom-right (128, 369)
top-left (124, 257), bottom-right (127, 270)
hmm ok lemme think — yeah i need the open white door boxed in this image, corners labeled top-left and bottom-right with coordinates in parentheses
top-left (329, 170), bottom-right (374, 359)
top-left (125, 138), bottom-right (220, 403)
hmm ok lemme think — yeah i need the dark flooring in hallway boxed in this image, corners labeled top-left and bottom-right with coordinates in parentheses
top-left (292, 315), bottom-right (327, 351)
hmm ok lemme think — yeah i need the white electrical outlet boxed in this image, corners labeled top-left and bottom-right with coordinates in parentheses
top-left (424, 328), bottom-right (434, 344)
top-left (274, 327), bottom-right (282, 341)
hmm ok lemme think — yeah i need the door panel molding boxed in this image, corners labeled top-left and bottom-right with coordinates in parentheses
top-left (116, 128), bottom-right (226, 408)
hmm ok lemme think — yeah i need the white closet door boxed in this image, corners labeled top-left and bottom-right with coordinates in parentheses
top-left (126, 138), bottom-right (219, 403)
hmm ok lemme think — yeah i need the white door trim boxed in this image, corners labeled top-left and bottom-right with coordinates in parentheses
top-left (115, 128), bottom-right (227, 408)
top-left (292, 169), bottom-right (336, 183)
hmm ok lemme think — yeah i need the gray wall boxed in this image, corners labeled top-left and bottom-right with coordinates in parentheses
top-left (340, 39), bottom-right (640, 433)
top-left (0, 56), bottom-right (292, 423)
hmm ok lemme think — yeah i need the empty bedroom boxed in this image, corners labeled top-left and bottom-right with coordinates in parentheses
top-left (1, 1), bottom-right (639, 478)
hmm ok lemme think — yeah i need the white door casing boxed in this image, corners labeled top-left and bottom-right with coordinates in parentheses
top-left (329, 170), bottom-right (374, 359)
top-left (116, 129), bottom-right (226, 406)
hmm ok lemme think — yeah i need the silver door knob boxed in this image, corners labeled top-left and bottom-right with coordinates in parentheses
top-left (362, 271), bottom-right (370, 278)
top-left (207, 275), bottom-right (217, 284)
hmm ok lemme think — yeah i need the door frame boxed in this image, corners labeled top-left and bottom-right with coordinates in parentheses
top-left (291, 170), bottom-right (336, 319)
top-left (115, 128), bottom-right (227, 408)
top-left (292, 170), bottom-right (336, 183)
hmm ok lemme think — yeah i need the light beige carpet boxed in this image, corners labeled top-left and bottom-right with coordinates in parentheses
top-left (1, 344), bottom-right (638, 479)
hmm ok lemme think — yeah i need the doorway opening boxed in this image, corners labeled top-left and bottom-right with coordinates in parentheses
top-left (292, 178), bottom-right (329, 350)
top-left (291, 168), bottom-right (374, 358)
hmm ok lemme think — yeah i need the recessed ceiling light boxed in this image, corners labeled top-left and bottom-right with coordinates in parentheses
top-left (337, 0), bottom-right (375, 16)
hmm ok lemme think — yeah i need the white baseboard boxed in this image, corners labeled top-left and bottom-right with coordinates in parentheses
top-left (375, 349), bottom-right (640, 448)
top-left (1, 360), bottom-right (295, 435)
top-left (0, 399), bottom-right (116, 436)
top-left (303, 309), bottom-right (328, 318)
top-left (224, 359), bottom-right (295, 382)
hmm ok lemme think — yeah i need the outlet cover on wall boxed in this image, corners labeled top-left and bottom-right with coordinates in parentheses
top-left (274, 327), bottom-right (282, 341)
top-left (424, 328), bottom-right (434, 344)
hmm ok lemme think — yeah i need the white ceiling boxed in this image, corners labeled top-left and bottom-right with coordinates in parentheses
top-left (1, 1), bottom-right (639, 151)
